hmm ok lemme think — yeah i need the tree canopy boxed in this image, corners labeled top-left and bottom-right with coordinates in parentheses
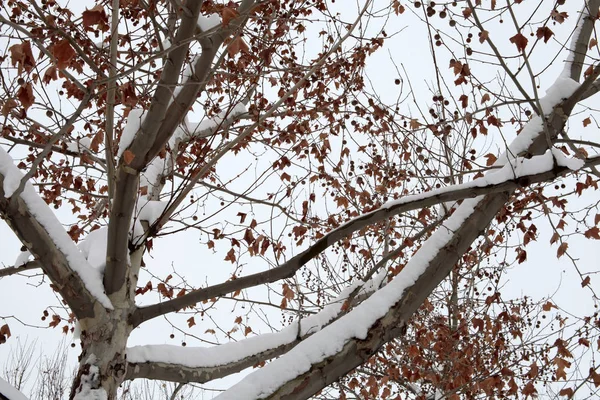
top-left (1, 0), bottom-right (600, 399)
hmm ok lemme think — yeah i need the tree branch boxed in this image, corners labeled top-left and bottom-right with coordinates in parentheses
top-left (131, 152), bottom-right (600, 327)
top-left (0, 261), bottom-right (41, 278)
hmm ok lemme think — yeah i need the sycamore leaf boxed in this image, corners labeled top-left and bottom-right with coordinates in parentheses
top-left (82, 5), bottom-right (108, 29)
top-left (479, 30), bottom-right (489, 44)
top-left (584, 117), bottom-right (592, 127)
top-left (9, 41), bottom-right (35, 75)
top-left (392, 0), bottom-right (405, 14)
top-left (522, 381), bottom-right (537, 397)
top-left (557, 242), bottom-right (568, 258)
top-left (542, 301), bottom-right (557, 312)
top-left (224, 248), bottom-right (236, 263)
top-left (484, 153), bottom-right (497, 166)
top-left (0, 324), bottom-right (11, 339)
top-left (481, 93), bottom-right (490, 103)
top-left (590, 38), bottom-right (598, 49)
top-left (123, 149), bottom-right (135, 165)
top-left (551, 10), bottom-right (568, 24)
top-left (187, 317), bottom-right (196, 328)
top-left (584, 226), bottom-right (600, 239)
top-left (582, 276), bottom-right (591, 287)
top-left (222, 7), bottom-right (239, 27)
top-left (558, 387), bottom-right (574, 397)
top-left (510, 33), bottom-right (528, 52)
top-left (536, 26), bottom-right (554, 43)
top-left (227, 36), bottom-right (249, 57)
top-left (43, 66), bottom-right (58, 84)
top-left (52, 39), bottom-right (76, 69)
top-left (409, 119), bottom-right (421, 129)
top-left (17, 83), bottom-right (35, 110)
top-left (1, 98), bottom-right (18, 117)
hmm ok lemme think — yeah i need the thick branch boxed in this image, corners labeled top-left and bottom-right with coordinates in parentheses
top-left (131, 153), bottom-right (597, 327)
top-left (0, 175), bottom-right (109, 318)
top-left (567, 0), bottom-right (600, 81)
top-left (104, 0), bottom-right (205, 296)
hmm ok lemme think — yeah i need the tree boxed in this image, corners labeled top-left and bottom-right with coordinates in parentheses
top-left (1, 0), bottom-right (600, 398)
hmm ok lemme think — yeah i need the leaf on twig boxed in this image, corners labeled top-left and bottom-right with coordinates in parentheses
top-left (52, 40), bottom-right (76, 69)
top-left (122, 149), bottom-right (135, 165)
top-left (510, 33), bottom-right (528, 52)
top-left (536, 27), bottom-right (554, 43)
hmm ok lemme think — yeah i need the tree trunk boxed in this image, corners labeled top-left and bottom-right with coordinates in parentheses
top-left (70, 307), bottom-right (133, 400)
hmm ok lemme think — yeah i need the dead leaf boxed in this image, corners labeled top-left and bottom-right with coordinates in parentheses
top-left (82, 5), bottom-right (108, 29)
top-left (582, 276), bottom-right (591, 287)
top-left (584, 226), bottom-right (600, 239)
top-left (0, 324), bottom-right (11, 339)
top-left (1, 98), bottom-right (18, 117)
top-left (43, 66), bottom-right (58, 84)
top-left (227, 36), bottom-right (249, 57)
top-left (481, 93), bottom-right (491, 103)
top-left (590, 38), bottom-right (598, 49)
top-left (510, 33), bottom-right (528, 52)
top-left (557, 242), bottom-right (568, 258)
top-left (52, 39), bottom-right (76, 69)
top-left (9, 41), bottom-right (35, 75)
top-left (551, 10), bottom-right (568, 24)
top-left (479, 30), bottom-right (489, 44)
top-left (222, 7), bottom-right (239, 27)
top-left (536, 26), bottom-right (554, 43)
top-left (17, 83), bottom-right (35, 110)
top-left (583, 117), bottom-right (592, 127)
top-left (122, 149), bottom-right (135, 165)
top-left (484, 153), bottom-right (497, 166)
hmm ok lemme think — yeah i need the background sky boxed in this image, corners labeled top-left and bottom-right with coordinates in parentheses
top-left (1, 0), bottom-right (599, 398)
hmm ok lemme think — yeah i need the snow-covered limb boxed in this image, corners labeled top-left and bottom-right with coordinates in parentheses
top-left (210, 18), bottom-right (600, 394)
top-left (104, 0), bottom-right (256, 297)
top-left (561, 0), bottom-right (600, 81)
top-left (127, 266), bottom-right (388, 382)
top-left (131, 148), bottom-right (594, 327)
top-left (0, 148), bottom-right (113, 314)
top-left (0, 260), bottom-right (41, 278)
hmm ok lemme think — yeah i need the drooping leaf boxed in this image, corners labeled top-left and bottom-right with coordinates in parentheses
top-left (510, 33), bottom-right (528, 52)
top-left (52, 39), bottom-right (76, 69)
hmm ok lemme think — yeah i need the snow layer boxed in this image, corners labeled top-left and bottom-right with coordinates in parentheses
top-left (128, 274), bottom-right (370, 367)
top-left (66, 137), bottom-right (92, 153)
top-left (496, 77), bottom-right (579, 165)
top-left (14, 250), bottom-right (32, 267)
top-left (210, 73), bottom-right (584, 399)
top-left (72, 355), bottom-right (108, 400)
top-left (78, 227), bottom-right (109, 272)
top-left (0, 377), bottom-right (29, 400)
top-left (197, 14), bottom-right (221, 31)
top-left (0, 148), bottom-right (113, 309)
top-left (117, 109), bottom-right (146, 158)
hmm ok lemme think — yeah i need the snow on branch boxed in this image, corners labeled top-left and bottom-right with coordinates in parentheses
top-left (209, 61), bottom-right (599, 397)
top-left (132, 141), bottom-right (590, 327)
top-left (0, 148), bottom-right (113, 311)
top-left (127, 270), bottom-right (386, 381)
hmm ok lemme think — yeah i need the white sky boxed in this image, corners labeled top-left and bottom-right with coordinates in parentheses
top-left (1, 0), bottom-right (599, 398)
